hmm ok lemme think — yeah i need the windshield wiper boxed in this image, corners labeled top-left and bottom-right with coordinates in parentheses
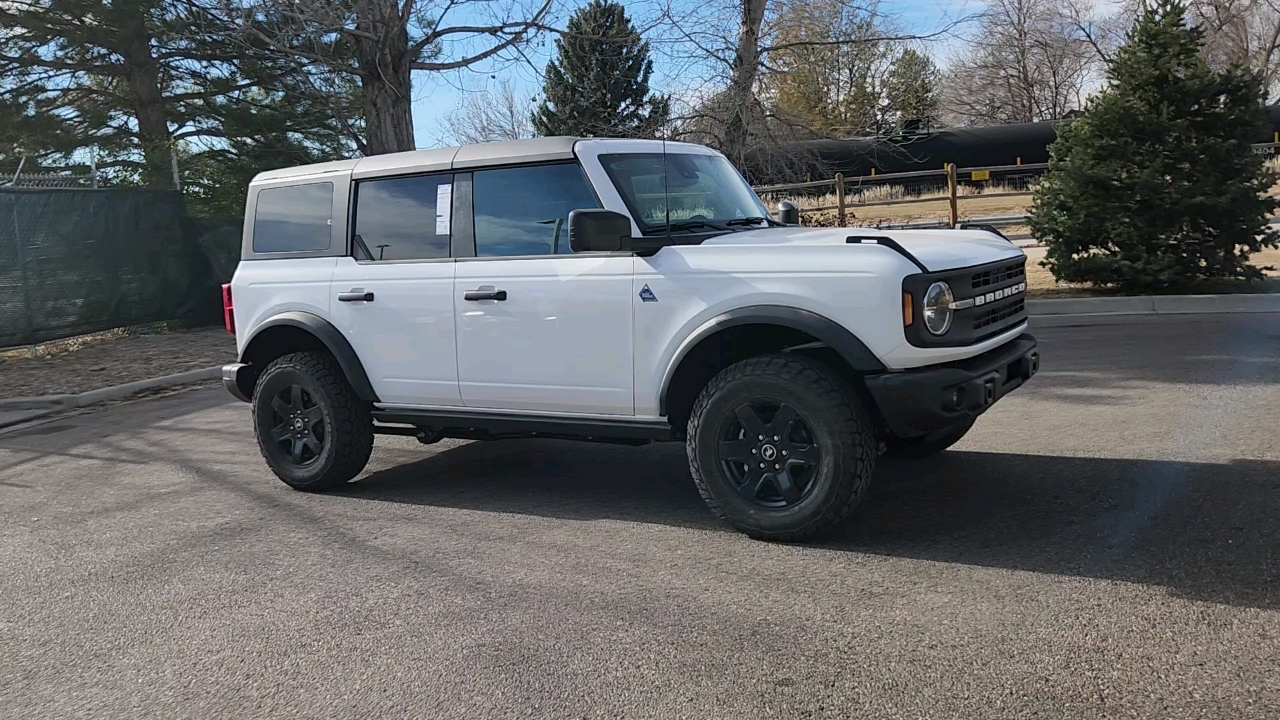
top-left (723, 216), bottom-right (785, 228)
top-left (661, 219), bottom-right (730, 233)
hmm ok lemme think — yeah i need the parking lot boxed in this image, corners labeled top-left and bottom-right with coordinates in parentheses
top-left (2, 314), bottom-right (1278, 719)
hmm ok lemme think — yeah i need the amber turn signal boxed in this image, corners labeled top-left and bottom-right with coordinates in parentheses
top-left (902, 291), bottom-right (914, 327)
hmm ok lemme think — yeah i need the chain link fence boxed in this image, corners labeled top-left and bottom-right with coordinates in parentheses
top-left (0, 189), bottom-right (242, 348)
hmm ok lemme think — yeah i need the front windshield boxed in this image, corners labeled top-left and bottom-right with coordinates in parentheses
top-left (599, 153), bottom-right (772, 233)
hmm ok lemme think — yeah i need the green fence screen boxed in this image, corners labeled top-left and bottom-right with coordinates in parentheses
top-left (0, 188), bottom-right (242, 348)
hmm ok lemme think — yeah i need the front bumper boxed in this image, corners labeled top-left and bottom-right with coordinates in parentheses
top-left (864, 333), bottom-right (1039, 438)
top-left (222, 363), bottom-right (252, 403)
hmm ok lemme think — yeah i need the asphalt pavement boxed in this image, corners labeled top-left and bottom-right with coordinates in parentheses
top-left (2, 314), bottom-right (1278, 719)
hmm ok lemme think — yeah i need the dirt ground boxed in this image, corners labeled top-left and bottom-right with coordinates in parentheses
top-left (1023, 245), bottom-right (1280, 296)
top-left (851, 195), bottom-right (1033, 225)
top-left (0, 327), bottom-right (236, 398)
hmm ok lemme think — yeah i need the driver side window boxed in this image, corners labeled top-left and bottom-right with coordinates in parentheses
top-left (472, 163), bottom-right (600, 257)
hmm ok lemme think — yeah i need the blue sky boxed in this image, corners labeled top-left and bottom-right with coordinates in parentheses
top-left (409, 0), bottom-right (985, 148)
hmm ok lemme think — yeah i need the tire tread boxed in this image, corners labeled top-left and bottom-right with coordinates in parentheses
top-left (253, 351), bottom-right (373, 491)
top-left (685, 353), bottom-right (876, 541)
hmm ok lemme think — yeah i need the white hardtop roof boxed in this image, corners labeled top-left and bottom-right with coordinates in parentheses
top-left (250, 136), bottom-right (717, 184)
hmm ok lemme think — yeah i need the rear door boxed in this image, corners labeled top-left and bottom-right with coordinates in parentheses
top-left (329, 172), bottom-right (461, 407)
top-left (453, 163), bottom-right (635, 415)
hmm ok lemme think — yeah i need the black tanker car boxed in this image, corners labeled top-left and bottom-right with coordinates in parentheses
top-left (752, 104), bottom-right (1280, 186)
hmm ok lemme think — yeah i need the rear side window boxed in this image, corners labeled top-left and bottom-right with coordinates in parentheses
top-left (252, 183), bottom-right (334, 253)
top-left (472, 164), bottom-right (600, 257)
top-left (353, 173), bottom-right (452, 261)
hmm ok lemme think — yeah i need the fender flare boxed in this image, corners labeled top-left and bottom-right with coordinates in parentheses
top-left (241, 311), bottom-right (380, 403)
top-left (657, 305), bottom-right (886, 416)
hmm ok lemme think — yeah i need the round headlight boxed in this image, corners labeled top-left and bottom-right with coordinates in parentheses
top-left (923, 281), bottom-right (954, 335)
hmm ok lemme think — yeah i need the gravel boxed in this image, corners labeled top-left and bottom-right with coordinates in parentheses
top-left (0, 328), bottom-right (236, 398)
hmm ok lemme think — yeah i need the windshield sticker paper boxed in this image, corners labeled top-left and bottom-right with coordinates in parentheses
top-left (436, 183), bottom-right (452, 235)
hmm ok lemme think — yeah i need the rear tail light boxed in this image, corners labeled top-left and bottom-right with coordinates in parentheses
top-left (221, 283), bottom-right (235, 335)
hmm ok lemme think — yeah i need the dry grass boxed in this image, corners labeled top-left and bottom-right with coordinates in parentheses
top-left (801, 196), bottom-right (1036, 227)
top-left (778, 171), bottom-right (1280, 227)
top-left (771, 183), bottom-right (1034, 227)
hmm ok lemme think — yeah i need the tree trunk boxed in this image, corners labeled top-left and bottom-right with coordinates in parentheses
top-left (121, 12), bottom-right (173, 188)
top-left (361, 70), bottom-right (416, 154)
top-left (722, 0), bottom-right (767, 167)
top-left (356, 0), bottom-right (416, 155)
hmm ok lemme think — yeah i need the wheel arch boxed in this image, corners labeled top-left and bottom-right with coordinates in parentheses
top-left (239, 311), bottom-right (380, 403)
top-left (658, 306), bottom-right (887, 432)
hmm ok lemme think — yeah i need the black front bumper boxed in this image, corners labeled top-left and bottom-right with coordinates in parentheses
top-left (864, 333), bottom-right (1039, 439)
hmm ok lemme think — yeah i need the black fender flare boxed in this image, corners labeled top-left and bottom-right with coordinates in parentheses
top-left (657, 305), bottom-right (886, 416)
top-left (240, 311), bottom-right (380, 403)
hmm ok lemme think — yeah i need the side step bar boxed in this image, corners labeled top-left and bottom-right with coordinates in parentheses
top-left (371, 408), bottom-right (675, 445)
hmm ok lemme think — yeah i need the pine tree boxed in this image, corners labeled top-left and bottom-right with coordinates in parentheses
top-left (883, 49), bottom-right (939, 133)
top-left (0, 0), bottom-right (357, 188)
top-left (1030, 0), bottom-right (1279, 292)
top-left (532, 0), bottom-right (669, 138)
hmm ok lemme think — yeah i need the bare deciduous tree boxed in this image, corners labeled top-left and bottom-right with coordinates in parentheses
top-left (1187, 0), bottom-right (1280, 100)
top-left (443, 80), bottom-right (534, 144)
top-left (763, 0), bottom-right (896, 137)
top-left (655, 0), bottom-right (957, 177)
top-left (943, 0), bottom-right (1098, 125)
top-left (218, 0), bottom-right (553, 155)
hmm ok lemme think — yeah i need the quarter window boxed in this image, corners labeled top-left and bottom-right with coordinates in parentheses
top-left (353, 173), bottom-right (453, 261)
top-left (472, 164), bottom-right (600, 257)
top-left (252, 183), bottom-right (333, 253)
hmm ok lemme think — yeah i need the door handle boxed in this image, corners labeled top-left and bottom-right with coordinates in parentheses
top-left (464, 289), bottom-right (507, 301)
top-left (338, 291), bottom-right (374, 302)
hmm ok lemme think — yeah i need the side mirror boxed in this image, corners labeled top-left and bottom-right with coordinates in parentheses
top-left (778, 200), bottom-right (800, 226)
top-left (569, 209), bottom-right (632, 252)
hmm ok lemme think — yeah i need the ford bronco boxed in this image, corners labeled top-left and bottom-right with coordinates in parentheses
top-left (221, 137), bottom-right (1039, 541)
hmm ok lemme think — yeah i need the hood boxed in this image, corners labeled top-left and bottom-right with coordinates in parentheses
top-left (699, 226), bottom-right (1024, 272)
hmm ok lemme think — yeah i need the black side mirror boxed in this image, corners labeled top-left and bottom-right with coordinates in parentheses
top-left (569, 209), bottom-right (632, 252)
top-left (778, 200), bottom-right (800, 226)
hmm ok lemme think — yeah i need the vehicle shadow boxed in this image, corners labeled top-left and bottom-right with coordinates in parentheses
top-left (342, 439), bottom-right (1280, 610)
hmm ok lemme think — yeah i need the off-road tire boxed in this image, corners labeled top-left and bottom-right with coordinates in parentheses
top-left (252, 351), bottom-right (374, 491)
top-left (686, 353), bottom-right (877, 541)
top-left (887, 418), bottom-right (975, 460)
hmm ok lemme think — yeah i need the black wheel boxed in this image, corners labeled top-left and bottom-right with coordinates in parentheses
top-left (887, 418), bottom-right (975, 459)
top-left (686, 354), bottom-right (877, 541)
top-left (252, 351), bottom-right (373, 491)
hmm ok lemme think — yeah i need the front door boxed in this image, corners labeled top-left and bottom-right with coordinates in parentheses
top-left (453, 162), bottom-right (634, 415)
top-left (329, 171), bottom-right (460, 407)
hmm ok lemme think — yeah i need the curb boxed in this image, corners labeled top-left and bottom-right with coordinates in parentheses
top-left (1027, 293), bottom-right (1280, 321)
top-left (0, 366), bottom-right (221, 429)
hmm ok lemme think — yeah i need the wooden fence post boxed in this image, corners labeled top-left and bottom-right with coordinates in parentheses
top-left (835, 173), bottom-right (845, 226)
top-left (946, 163), bottom-right (958, 229)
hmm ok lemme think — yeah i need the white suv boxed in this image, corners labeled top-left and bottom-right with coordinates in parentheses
top-left (221, 137), bottom-right (1039, 541)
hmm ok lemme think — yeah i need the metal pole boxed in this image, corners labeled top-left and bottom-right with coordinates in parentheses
top-left (946, 163), bottom-right (958, 229)
top-left (11, 156), bottom-right (25, 187)
top-left (835, 173), bottom-right (845, 226)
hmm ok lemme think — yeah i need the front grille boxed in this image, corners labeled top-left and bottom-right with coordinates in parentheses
top-left (972, 297), bottom-right (1025, 332)
top-left (904, 256), bottom-right (1030, 348)
top-left (971, 261), bottom-right (1025, 291)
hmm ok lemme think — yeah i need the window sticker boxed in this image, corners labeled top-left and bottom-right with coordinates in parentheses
top-left (436, 183), bottom-right (452, 235)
